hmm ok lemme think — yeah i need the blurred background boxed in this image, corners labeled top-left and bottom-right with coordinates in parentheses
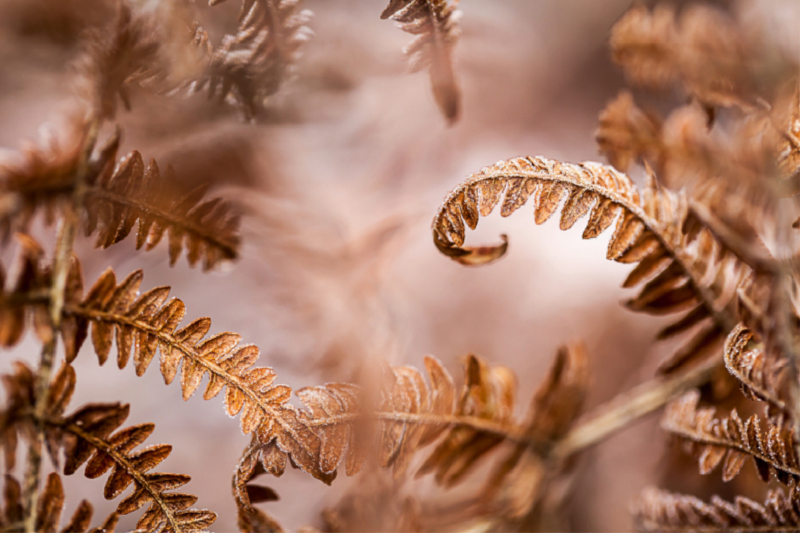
top-left (0, 0), bottom-right (797, 530)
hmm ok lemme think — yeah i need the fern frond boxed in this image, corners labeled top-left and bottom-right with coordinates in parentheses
top-left (0, 363), bottom-right (215, 533)
top-left (0, 236), bottom-right (50, 349)
top-left (663, 390), bottom-right (799, 485)
top-left (595, 90), bottom-right (663, 173)
top-left (724, 323), bottom-right (788, 417)
top-left (0, 129), bottom-right (240, 269)
top-left (238, 342), bottom-right (588, 513)
top-left (776, 82), bottom-right (800, 187)
top-left (381, 0), bottom-right (461, 123)
top-left (635, 486), bottom-right (800, 533)
top-left (432, 156), bottom-right (747, 371)
top-left (189, 0), bottom-right (313, 119)
top-left (609, 3), bottom-right (755, 110)
top-left (84, 148), bottom-right (240, 269)
top-left (79, 1), bottom-right (162, 118)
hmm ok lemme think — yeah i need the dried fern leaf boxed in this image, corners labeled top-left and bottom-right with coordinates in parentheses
top-left (480, 342), bottom-right (588, 520)
top-left (0, 128), bottom-right (241, 269)
top-left (724, 323), bottom-right (788, 417)
top-left (189, 0), bottom-right (313, 119)
top-left (0, 118), bottom-right (95, 242)
top-left (0, 363), bottom-right (215, 533)
top-left (596, 90), bottom-right (663, 173)
top-left (84, 148), bottom-right (240, 270)
top-left (381, 0), bottom-right (461, 123)
top-left (432, 156), bottom-right (747, 371)
top-left (663, 390), bottom-right (799, 484)
top-left (2, 472), bottom-right (119, 533)
top-left (78, 1), bottom-right (162, 118)
top-left (0, 236), bottom-right (50, 348)
top-left (610, 3), bottom-right (756, 109)
top-left (635, 485), bottom-right (800, 532)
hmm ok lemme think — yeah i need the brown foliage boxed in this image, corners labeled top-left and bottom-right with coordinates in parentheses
top-left (1, 0), bottom-right (798, 531)
top-left (0, 363), bottom-right (214, 532)
top-left (635, 485), bottom-right (800, 532)
top-left (189, 0), bottom-right (313, 119)
top-left (0, 128), bottom-right (240, 269)
top-left (381, 0), bottom-right (461, 123)
top-left (432, 155), bottom-right (747, 373)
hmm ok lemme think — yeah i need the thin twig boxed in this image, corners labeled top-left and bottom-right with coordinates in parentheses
top-left (551, 356), bottom-right (719, 460)
top-left (21, 116), bottom-right (100, 533)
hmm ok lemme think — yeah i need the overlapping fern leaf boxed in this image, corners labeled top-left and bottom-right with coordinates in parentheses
top-left (724, 323), bottom-right (789, 420)
top-left (0, 362), bottom-right (215, 532)
top-left (432, 156), bottom-right (748, 372)
top-left (381, 0), bottom-right (461, 123)
top-left (235, 342), bottom-right (589, 527)
top-left (0, 472), bottom-right (120, 533)
top-left (0, 127), bottom-right (240, 269)
top-left (188, 0), bottom-right (313, 119)
top-left (635, 486), bottom-right (800, 532)
top-left (608, 2), bottom-right (760, 110)
top-left (662, 389), bottom-right (799, 485)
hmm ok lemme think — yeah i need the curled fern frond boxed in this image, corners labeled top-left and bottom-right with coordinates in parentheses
top-left (0, 363), bottom-right (215, 533)
top-left (724, 324), bottom-right (788, 418)
top-left (432, 156), bottom-right (748, 372)
top-left (381, 0), bottom-right (461, 123)
top-left (663, 390), bottom-right (799, 485)
top-left (635, 486), bottom-right (800, 533)
top-left (0, 129), bottom-right (241, 269)
top-left (189, 0), bottom-right (313, 119)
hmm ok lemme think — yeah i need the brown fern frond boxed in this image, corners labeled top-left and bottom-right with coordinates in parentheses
top-left (236, 342), bottom-right (588, 516)
top-left (724, 324), bottom-right (788, 418)
top-left (189, 0), bottom-right (313, 119)
top-left (609, 2), bottom-right (757, 110)
top-left (78, 1), bottom-right (162, 118)
top-left (595, 90), bottom-right (663, 173)
top-left (0, 363), bottom-right (215, 533)
top-left (0, 129), bottom-right (240, 269)
top-left (432, 156), bottom-right (747, 371)
top-left (663, 390), bottom-right (799, 485)
top-left (381, 0), bottom-right (461, 123)
top-left (776, 82), bottom-right (800, 187)
top-left (0, 117), bottom-right (98, 242)
top-left (0, 236), bottom-right (50, 349)
top-left (232, 471), bottom-right (282, 533)
top-left (83, 149), bottom-right (240, 269)
top-left (635, 485), bottom-right (800, 532)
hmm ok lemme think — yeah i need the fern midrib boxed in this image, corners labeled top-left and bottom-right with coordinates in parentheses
top-left (307, 411), bottom-right (530, 445)
top-left (84, 188), bottom-right (237, 258)
top-left (439, 165), bottom-right (738, 333)
top-left (64, 305), bottom-right (318, 461)
top-left (61, 421), bottom-right (182, 533)
top-left (663, 419), bottom-right (800, 479)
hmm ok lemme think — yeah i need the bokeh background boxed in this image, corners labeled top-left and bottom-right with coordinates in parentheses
top-left (0, 0), bottom-right (797, 530)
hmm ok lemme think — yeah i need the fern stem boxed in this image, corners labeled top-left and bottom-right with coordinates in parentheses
top-left (22, 116), bottom-right (100, 533)
top-left (551, 356), bottom-right (719, 460)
